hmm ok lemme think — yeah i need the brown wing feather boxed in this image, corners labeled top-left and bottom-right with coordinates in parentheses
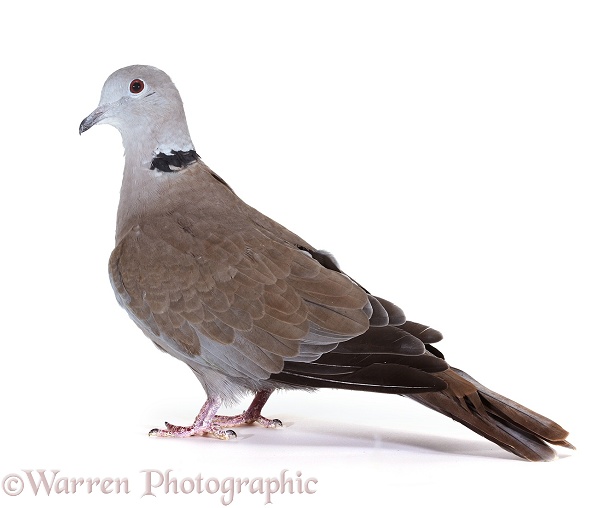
top-left (109, 173), bottom-right (371, 379)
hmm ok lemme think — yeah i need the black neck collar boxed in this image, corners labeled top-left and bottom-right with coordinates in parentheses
top-left (150, 150), bottom-right (199, 173)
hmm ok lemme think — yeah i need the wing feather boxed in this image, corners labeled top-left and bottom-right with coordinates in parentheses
top-left (109, 215), bottom-right (370, 381)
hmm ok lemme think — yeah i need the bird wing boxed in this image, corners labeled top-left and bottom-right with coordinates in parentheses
top-left (271, 322), bottom-right (449, 393)
top-left (109, 162), bottom-right (447, 391)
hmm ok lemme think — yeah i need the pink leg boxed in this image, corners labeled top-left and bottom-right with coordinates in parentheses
top-left (213, 390), bottom-right (282, 429)
top-left (148, 390), bottom-right (281, 440)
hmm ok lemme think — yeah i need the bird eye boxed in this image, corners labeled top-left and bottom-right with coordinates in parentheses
top-left (129, 79), bottom-right (145, 94)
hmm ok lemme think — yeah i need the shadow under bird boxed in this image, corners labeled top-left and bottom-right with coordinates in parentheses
top-left (80, 65), bottom-right (572, 461)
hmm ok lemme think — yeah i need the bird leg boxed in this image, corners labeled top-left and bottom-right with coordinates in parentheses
top-left (212, 390), bottom-right (283, 429)
top-left (148, 390), bottom-right (281, 440)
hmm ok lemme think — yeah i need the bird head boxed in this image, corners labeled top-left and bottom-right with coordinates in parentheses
top-left (79, 65), bottom-right (194, 160)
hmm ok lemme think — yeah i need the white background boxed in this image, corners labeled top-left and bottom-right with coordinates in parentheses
top-left (1, 1), bottom-right (601, 506)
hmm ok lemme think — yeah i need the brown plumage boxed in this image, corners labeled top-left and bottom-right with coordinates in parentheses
top-left (80, 64), bottom-right (572, 460)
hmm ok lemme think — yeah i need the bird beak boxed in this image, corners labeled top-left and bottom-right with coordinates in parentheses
top-left (79, 105), bottom-right (107, 135)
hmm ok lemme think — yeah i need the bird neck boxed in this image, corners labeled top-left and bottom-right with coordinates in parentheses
top-left (121, 113), bottom-right (195, 169)
top-left (115, 131), bottom-right (197, 244)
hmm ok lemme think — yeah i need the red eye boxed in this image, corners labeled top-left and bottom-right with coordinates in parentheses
top-left (130, 79), bottom-right (144, 94)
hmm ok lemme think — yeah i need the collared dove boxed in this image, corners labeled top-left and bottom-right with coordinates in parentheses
top-left (80, 65), bottom-right (572, 461)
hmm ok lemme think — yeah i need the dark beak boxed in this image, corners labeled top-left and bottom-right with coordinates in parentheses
top-left (79, 106), bottom-right (106, 135)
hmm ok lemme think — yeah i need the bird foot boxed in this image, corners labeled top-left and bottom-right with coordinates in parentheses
top-left (149, 421), bottom-right (237, 439)
top-left (149, 412), bottom-right (282, 439)
top-left (213, 413), bottom-right (283, 429)
top-left (148, 390), bottom-right (280, 440)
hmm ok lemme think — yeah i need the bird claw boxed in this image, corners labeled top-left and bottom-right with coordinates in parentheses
top-left (257, 417), bottom-right (283, 428)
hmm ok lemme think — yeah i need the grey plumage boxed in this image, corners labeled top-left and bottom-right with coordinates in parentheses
top-left (80, 65), bottom-right (572, 460)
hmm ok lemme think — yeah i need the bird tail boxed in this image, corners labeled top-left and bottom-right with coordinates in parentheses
top-left (407, 366), bottom-right (573, 461)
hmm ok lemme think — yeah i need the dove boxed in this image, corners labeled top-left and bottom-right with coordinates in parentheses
top-left (80, 65), bottom-right (572, 461)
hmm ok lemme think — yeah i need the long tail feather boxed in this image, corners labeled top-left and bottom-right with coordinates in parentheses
top-left (408, 367), bottom-right (573, 461)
